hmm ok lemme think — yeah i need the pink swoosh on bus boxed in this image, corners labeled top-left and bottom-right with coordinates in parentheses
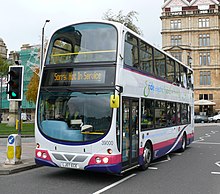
top-left (153, 138), bottom-right (176, 150)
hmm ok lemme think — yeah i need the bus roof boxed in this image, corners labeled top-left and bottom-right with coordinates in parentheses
top-left (50, 19), bottom-right (193, 72)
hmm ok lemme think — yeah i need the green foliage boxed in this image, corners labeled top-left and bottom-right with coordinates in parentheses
top-left (0, 56), bottom-right (10, 76)
top-left (103, 9), bottom-right (143, 35)
top-left (26, 68), bottom-right (40, 104)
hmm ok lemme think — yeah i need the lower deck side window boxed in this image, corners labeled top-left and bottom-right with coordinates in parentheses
top-left (141, 98), bottom-right (191, 131)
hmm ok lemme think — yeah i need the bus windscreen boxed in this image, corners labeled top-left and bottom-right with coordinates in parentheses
top-left (45, 23), bottom-right (118, 65)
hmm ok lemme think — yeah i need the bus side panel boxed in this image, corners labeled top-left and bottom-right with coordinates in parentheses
top-left (139, 125), bottom-right (194, 161)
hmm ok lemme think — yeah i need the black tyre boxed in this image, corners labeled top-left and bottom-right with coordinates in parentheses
top-left (179, 134), bottom-right (187, 152)
top-left (139, 142), bottom-right (152, 171)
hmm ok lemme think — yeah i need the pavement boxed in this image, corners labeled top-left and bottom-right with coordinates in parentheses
top-left (0, 137), bottom-right (38, 175)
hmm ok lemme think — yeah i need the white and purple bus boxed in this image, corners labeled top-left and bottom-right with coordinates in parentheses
top-left (35, 20), bottom-right (194, 174)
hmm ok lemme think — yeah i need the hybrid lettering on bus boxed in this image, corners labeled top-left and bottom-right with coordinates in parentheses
top-left (35, 20), bottom-right (194, 174)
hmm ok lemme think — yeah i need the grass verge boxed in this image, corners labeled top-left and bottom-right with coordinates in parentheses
top-left (0, 123), bottom-right (34, 136)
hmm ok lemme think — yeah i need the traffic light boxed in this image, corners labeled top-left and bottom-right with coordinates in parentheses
top-left (7, 66), bottom-right (24, 101)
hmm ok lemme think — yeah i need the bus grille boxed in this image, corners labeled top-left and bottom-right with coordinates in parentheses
top-left (52, 153), bottom-right (87, 163)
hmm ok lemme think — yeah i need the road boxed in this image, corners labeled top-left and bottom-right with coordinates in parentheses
top-left (0, 124), bottom-right (220, 194)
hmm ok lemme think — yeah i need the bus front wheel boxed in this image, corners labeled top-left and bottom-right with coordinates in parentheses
top-left (139, 142), bottom-right (152, 171)
top-left (179, 134), bottom-right (187, 152)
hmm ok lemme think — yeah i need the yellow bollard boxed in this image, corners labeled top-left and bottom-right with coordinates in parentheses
top-left (5, 134), bottom-right (22, 165)
top-left (16, 119), bottom-right (23, 130)
top-left (7, 146), bottom-right (14, 160)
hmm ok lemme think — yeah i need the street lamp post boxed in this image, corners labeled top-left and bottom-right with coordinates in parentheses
top-left (40, 20), bottom-right (50, 69)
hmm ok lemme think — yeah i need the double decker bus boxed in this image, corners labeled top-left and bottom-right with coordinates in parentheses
top-left (35, 20), bottom-right (194, 174)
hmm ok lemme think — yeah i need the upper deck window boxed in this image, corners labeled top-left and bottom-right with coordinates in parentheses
top-left (154, 49), bottom-right (166, 78)
top-left (46, 23), bottom-right (117, 65)
top-left (124, 33), bottom-right (138, 67)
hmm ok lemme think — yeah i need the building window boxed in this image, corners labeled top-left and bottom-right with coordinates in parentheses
top-left (199, 93), bottom-right (213, 100)
top-left (171, 52), bottom-right (182, 62)
top-left (199, 52), bottom-right (210, 66)
top-left (204, 94), bottom-right (208, 100)
top-left (171, 35), bottom-right (182, 46)
top-left (171, 6), bottom-right (182, 12)
top-left (199, 18), bottom-right (209, 28)
top-left (198, 5), bottom-right (209, 11)
top-left (200, 71), bottom-right (211, 85)
top-left (171, 20), bottom-right (181, 29)
top-left (199, 34), bottom-right (210, 46)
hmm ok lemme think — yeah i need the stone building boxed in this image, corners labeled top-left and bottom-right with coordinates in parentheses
top-left (0, 37), bottom-right (7, 60)
top-left (0, 37), bottom-right (8, 122)
top-left (161, 0), bottom-right (220, 116)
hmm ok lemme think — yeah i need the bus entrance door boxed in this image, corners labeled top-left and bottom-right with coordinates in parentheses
top-left (122, 97), bottom-right (139, 170)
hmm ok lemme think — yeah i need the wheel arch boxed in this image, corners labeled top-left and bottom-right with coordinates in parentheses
top-left (143, 139), bottom-right (153, 161)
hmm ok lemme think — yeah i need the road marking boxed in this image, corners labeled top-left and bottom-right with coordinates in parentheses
top-left (215, 161), bottom-right (220, 167)
top-left (195, 131), bottom-right (219, 142)
top-left (211, 172), bottom-right (220, 175)
top-left (193, 141), bottom-right (220, 145)
top-left (211, 131), bottom-right (218, 134)
top-left (148, 167), bottom-right (158, 170)
top-left (93, 173), bottom-right (136, 194)
top-left (211, 161), bottom-right (220, 175)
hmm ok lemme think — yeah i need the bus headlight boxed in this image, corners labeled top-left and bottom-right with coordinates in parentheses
top-left (36, 149), bottom-right (52, 161)
top-left (37, 151), bottom-right (42, 158)
top-left (95, 157), bottom-right (102, 164)
top-left (103, 157), bottom-right (109, 164)
top-left (42, 152), bottom-right (48, 159)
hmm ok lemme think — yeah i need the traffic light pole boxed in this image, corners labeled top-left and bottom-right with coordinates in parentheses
top-left (5, 62), bottom-right (23, 165)
top-left (18, 101), bottom-right (22, 135)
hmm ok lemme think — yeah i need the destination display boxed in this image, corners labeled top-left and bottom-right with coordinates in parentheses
top-left (41, 67), bottom-right (115, 87)
top-left (53, 70), bottom-right (105, 84)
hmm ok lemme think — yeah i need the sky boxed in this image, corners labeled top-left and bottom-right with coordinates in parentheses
top-left (0, 0), bottom-right (165, 52)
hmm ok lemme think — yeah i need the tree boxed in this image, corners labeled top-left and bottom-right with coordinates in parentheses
top-left (103, 9), bottom-right (143, 35)
top-left (0, 56), bottom-right (9, 76)
top-left (0, 56), bottom-right (9, 123)
top-left (26, 68), bottom-right (40, 104)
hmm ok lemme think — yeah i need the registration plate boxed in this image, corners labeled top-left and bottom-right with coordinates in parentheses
top-left (60, 162), bottom-right (79, 169)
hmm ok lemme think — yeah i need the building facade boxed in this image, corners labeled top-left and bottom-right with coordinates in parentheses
top-left (0, 37), bottom-right (9, 121)
top-left (0, 43), bottom-right (40, 122)
top-left (161, 0), bottom-right (220, 116)
top-left (0, 38), bottom-right (7, 60)
top-left (18, 44), bottom-right (40, 121)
